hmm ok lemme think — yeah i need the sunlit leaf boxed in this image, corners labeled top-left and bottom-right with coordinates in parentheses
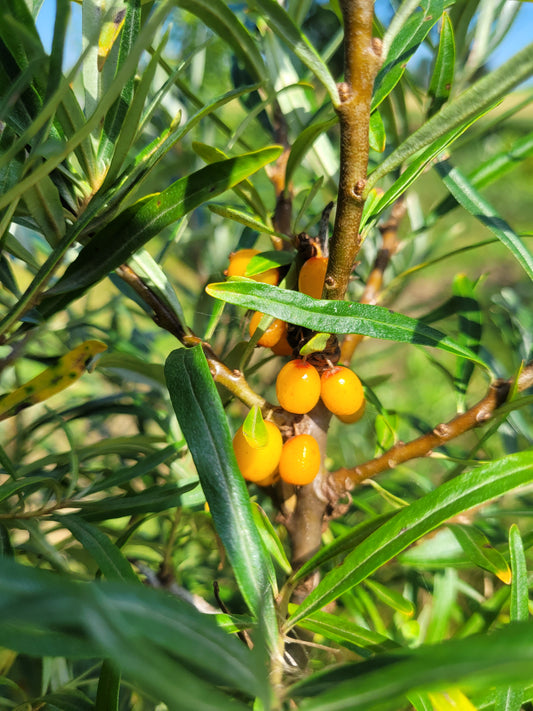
top-left (428, 13), bottom-right (455, 116)
top-left (205, 280), bottom-right (489, 368)
top-left (436, 160), bottom-right (533, 281)
top-left (287, 451), bottom-right (533, 627)
top-left (164, 346), bottom-right (277, 645)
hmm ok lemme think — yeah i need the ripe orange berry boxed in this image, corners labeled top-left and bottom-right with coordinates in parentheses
top-left (270, 327), bottom-right (293, 356)
top-left (276, 359), bottom-right (321, 414)
top-left (232, 420), bottom-right (283, 483)
top-left (226, 249), bottom-right (279, 285)
top-left (336, 400), bottom-right (366, 424)
top-left (248, 311), bottom-right (285, 348)
top-left (298, 256), bottom-right (328, 299)
top-left (320, 366), bottom-right (364, 417)
top-left (279, 434), bottom-right (321, 485)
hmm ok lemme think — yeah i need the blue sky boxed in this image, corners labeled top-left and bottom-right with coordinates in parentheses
top-left (35, 0), bottom-right (533, 72)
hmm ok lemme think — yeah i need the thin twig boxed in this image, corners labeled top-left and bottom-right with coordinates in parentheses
top-left (116, 264), bottom-right (267, 411)
top-left (329, 363), bottom-right (533, 492)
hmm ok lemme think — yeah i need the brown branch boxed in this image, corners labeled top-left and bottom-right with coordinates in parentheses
top-left (324, 0), bottom-right (381, 302)
top-left (115, 264), bottom-right (267, 411)
top-left (329, 363), bottom-right (533, 493)
top-left (341, 198), bottom-right (406, 364)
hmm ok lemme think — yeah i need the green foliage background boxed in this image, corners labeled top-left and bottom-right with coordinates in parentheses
top-left (0, 0), bottom-right (532, 709)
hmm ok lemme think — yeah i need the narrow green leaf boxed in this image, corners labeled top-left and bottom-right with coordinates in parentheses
top-left (101, 29), bottom-right (167, 187)
top-left (372, 0), bottom-right (445, 111)
top-left (38, 147), bottom-right (281, 317)
top-left (299, 332), bottom-right (331, 356)
top-left (448, 523), bottom-right (511, 584)
top-left (208, 204), bottom-right (285, 241)
top-left (292, 512), bottom-right (397, 584)
top-left (205, 280), bottom-right (489, 368)
top-left (251, 502), bottom-right (291, 575)
top-left (164, 346), bottom-right (277, 643)
top-left (98, 0), bottom-right (141, 165)
top-left (82, 445), bottom-right (176, 496)
top-left (75, 483), bottom-right (193, 521)
top-left (363, 108), bottom-right (488, 228)
top-left (0, 557), bottom-right (265, 709)
top-left (493, 525), bottom-right (529, 711)
top-left (428, 13), bottom-right (455, 116)
top-left (293, 608), bottom-right (397, 655)
top-left (291, 621), bottom-right (533, 710)
top-left (95, 661), bottom-right (120, 711)
top-left (22, 174), bottom-right (66, 245)
top-left (452, 275), bottom-right (482, 411)
top-left (128, 249), bottom-right (185, 324)
top-left (192, 140), bottom-right (268, 219)
top-left (369, 110), bottom-right (386, 153)
top-left (176, 0), bottom-right (265, 81)
top-left (250, 0), bottom-right (338, 104)
top-left (55, 514), bottom-right (139, 583)
top-left (467, 130), bottom-right (533, 191)
top-left (245, 251), bottom-right (294, 276)
top-left (285, 117), bottom-right (337, 187)
top-left (243, 405), bottom-right (268, 448)
top-left (287, 451), bottom-right (533, 628)
top-left (0, 475), bottom-right (55, 503)
top-left (364, 578), bottom-right (415, 617)
top-left (366, 41), bottom-right (533, 196)
top-left (436, 160), bottom-right (533, 281)
top-left (509, 525), bottom-right (528, 622)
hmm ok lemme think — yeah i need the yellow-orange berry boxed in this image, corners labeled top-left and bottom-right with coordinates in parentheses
top-left (298, 256), bottom-right (328, 299)
top-left (276, 359), bottom-right (321, 414)
top-left (232, 421), bottom-right (283, 483)
top-left (249, 311), bottom-right (285, 348)
top-left (320, 366), bottom-right (364, 417)
top-left (226, 249), bottom-right (279, 285)
top-left (279, 434), bottom-right (321, 485)
top-left (270, 327), bottom-right (293, 356)
top-left (336, 400), bottom-right (366, 423)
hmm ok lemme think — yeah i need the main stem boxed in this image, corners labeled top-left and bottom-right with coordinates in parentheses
top-left (324, 0), bottom-right (381, 301)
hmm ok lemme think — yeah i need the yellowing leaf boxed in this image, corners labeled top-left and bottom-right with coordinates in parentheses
top-left (0, 340), bottom-right (107, 421)
top-left (98, 7), bottom-right (127, 71)
top-left (428, 688), bottom-right (477, 711)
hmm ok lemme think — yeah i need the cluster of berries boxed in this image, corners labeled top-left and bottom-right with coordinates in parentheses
top-left (226, 248), bottom-right (365, 488)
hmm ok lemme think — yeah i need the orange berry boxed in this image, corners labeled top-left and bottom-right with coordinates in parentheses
top-left (298, 256), bottom-right (328, 299)
top-left (320, 366), bottom-right (364, 417)
top-left (232, 420), bottom-right (283, 483)
top-left (249, 311), bottom-right (285, 348)
top-left (226, 249), bottom-right (279, 285)
top-left (279, 434), bottom-right (321, 485)
top-left (336, 400), bottom-right (366, 423)
top-left (276, 359), bottom-right (321, 414)
top-left (271, 327), bottom-right (293, 356)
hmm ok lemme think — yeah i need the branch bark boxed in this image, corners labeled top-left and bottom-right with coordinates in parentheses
top-left (324, 0), bottom-right (381, 302)
top-left (328, 363), bottom-right (533, 493)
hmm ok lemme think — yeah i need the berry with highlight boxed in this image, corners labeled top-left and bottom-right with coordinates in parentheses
top-left (276, 359), bottom-right (321, 414)
top-left (320, 365), bottom-right (364, 418)
top-left (298, 256), bottom-right (328, 299)
top-left (279, 434), bottom-right (321, 485)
